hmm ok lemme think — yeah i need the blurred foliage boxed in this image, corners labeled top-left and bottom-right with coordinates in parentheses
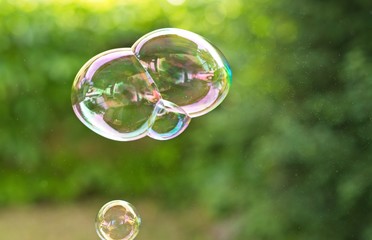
top-left (0, 0), bottom-right (371, 239)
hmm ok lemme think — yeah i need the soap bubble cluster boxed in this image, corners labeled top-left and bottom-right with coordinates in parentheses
top-left (96, 200), bottom-right (141, 240)
top-left (72, 28), bottom-right (232, 141)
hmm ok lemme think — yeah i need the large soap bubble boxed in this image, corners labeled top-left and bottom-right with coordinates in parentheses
top-left (71, 28), bottom-right (231, 141)
top-left (132, 28), bottom-right (232, 117)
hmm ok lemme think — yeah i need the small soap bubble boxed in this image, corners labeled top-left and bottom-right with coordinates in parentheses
top-left (72, 28), bottom-right (231, 141)
top-left (132, 28), bottom-right (232, 117)
top-left (96, 200), bottom-right (141, 240)
top-left (148, 99), bottom-right (191, 140)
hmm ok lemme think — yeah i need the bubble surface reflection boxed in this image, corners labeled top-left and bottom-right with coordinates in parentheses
top-left (72, 28), bottom-right (231, 141)
top-left (96, 200), bottom-right (141, 240)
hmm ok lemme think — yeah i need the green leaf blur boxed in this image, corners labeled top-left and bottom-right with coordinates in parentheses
top-left (0, 0), bottom-right (371, 239)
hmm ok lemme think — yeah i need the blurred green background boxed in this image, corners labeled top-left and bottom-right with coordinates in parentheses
top-left (0, 0), bottom-right (371, 239)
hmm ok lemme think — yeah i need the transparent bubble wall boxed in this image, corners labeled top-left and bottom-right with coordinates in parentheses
top-left (96, 200), bottom-right (141, 240)
top-left (71, 28), bottom-right (232, 141)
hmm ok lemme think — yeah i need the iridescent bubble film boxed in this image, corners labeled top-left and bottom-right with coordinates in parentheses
top-left (72, 28), bottom-right (231, 141)
top-left (149, 99), bottom-right (191, 140)
top-left (96, 200), bottom-right (141, 240)
top-left (132, 28), bottom-right (232, 117)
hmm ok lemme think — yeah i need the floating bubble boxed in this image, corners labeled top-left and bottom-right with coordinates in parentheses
top-left (132, 28), bottom-right (232, 117)
top-left (72, 48), bottom-right (160, 141)
top-left (148, 99), bottom-right (191, 140)
top-left (96, 200), bottom-right (141, 240)
top-left (72, 28), bottom-right (231, 141)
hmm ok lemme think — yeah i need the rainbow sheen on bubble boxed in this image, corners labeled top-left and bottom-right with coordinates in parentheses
top-left (149, 99), bottom-right (191, 140)
top-left (72, 48), bottom-right (160, 141)
top-left (132, 28), bottom-right (231, 117)
top-left (96, 200), bottom-right (141, 240)
top-left (72, 28), bottom-right (231, 141)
